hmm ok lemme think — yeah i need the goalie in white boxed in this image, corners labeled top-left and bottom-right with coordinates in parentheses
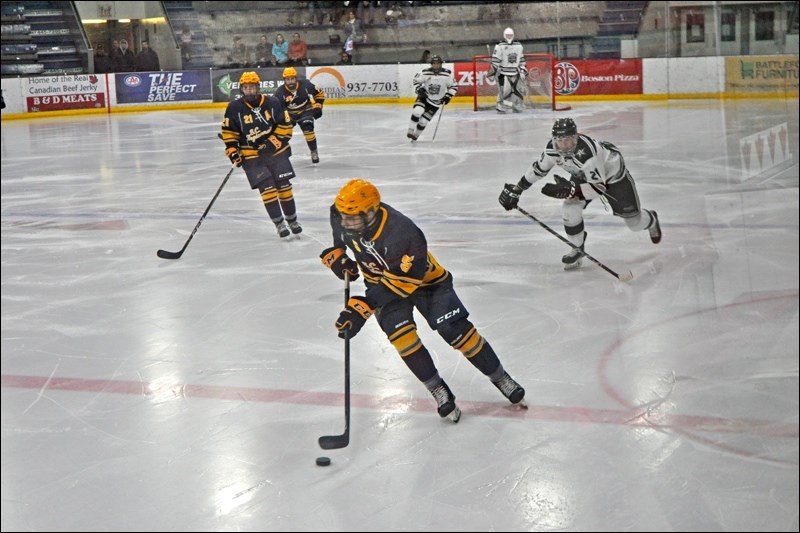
top-left (489, 27), bottom-right (527, 113)
top-left (407, 54), bottom-right (457, 141)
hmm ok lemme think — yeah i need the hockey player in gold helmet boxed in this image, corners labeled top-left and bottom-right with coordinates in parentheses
top-left (320, 179), bottom-right (527, 422)
top-left (219, 71), bottom-right (304, 239)
top-left (273, 66), bottom-right (326, 164)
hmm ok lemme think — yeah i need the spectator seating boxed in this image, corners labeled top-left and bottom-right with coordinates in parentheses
top-left (188, 2), bottom-right (606, 66)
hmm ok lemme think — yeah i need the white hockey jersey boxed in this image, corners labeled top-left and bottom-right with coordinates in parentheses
top-left (412, 66), bottom-right (458, 105)
top-left (524, 134), bottom-right (628, 200)
top-left (491, 41), bottom-right (526, 77)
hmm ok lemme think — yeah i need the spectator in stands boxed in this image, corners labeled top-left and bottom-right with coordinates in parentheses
top-left (254, 34), bottom-right (272, 67)
top-left (343, 10), bottom-right (366, 46)
top-left (114, 39), bottom-right (136, 72)
top-left (272, 33), bottom-right (289, 65)
top-left (288, 32), bottom-right (308, 66)
top-left (342, 10), bottom-right (366, 61)
top-left (109, 39), bottom-right (122, 65)
top-left (357, 1), bottom-right (376, 26)
top-left (307, 1), bottom-right (324, 26)
top-left (384, 5), bottom-right (404, 24)
top-left (180, 25), bottom-right (193, 62)
top-left (228, 36), bottom-right (250, 68)
top-left (420, 49), bottom-right (431, 63)
top-left (134, 40), bottom-right (161, 72)
top-left (94, 44), bottom-right (114, 73)
top-left (336, 50), bottom-right (352, 65)
top-left (288, 1), bottom-right (309, 26)
top-left (323, 2), bottom-right (347, 25)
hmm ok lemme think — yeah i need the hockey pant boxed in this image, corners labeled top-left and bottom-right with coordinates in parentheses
top-left (561, 170), bottom-right (655, 244)
top-left (372, 279), bottom-right (503, 384)
top-left (408, 97), bottom-right (442, 138)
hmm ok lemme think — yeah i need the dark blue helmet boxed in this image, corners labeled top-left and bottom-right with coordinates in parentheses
top-left (552, 118), bottom-right (578, 155)
top-left (552, 118), bottom-right (577, 138)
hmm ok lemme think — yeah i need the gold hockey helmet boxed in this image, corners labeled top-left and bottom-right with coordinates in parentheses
top-left (335, 179), bottom-right (381, 215)
top-left (282, 66), bottom-right (298, 78)
top-left (239, 71), bottom-right (261, 85)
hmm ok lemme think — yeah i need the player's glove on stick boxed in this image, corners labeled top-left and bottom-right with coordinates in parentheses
top-left (541, 176), bottom-right (584, 200)
top-left (313, 105), bottom-right (323, 119)
top-left (336, 297), bottom-right (373, 339)
top-left (320, 246), bottom-right (360, 281)
top-left (226, 147), bottom-right (243, 167)
top-left (499, 183), bottom-right (523, 210)
top-left (440, 94), bottom-right (451, 105)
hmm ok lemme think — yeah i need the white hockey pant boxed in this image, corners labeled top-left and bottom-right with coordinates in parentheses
top-left (409, 102), bottom-right (436, 131)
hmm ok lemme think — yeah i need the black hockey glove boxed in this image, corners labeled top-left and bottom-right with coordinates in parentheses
top-left (440, 94), bottom-right (452, 105)
top-left (313, 106), bottom-right (323, 119)
top-left (416, 86), bottom-right (428, 99)
top-left (335, 297), bottom-right (373, 339)
top-left (320, 246), bottom-right (360, 281)
top-left (226, 147), bottom-right (242, 167)
top-left (499, 183), bottom-right (523, 211)
top-left (541, 176), bottom-right (584, 200)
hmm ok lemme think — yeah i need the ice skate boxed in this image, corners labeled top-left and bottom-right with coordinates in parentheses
top-left (275, 220), bottom-right (290, 239)
top-left (648, 210), bottom-right (661, 244)
top-left (430, 380), bottom-right (461, 422)
top-left (492, 371), bottom-right (527, 407)
top-left (563, 232), bottom-right (586, 270)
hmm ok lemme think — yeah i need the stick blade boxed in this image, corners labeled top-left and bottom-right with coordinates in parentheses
top-left (156, 249), bottom-right (182, 260)
top-left (318, 434), bottom-right (349, 450)
top-left (618, 271), bottom-right (634, 283)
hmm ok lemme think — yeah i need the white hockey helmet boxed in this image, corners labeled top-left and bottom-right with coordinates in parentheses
top-left (504, 27), bottom-right (514, 44)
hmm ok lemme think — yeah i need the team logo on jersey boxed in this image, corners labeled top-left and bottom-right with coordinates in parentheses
top-left (400, 254), bottom-right (414, 273)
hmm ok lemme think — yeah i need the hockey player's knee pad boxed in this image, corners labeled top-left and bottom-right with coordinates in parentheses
top-left (562, 199), bottom-right (586, 227)
top-left (412, 103), bottom-right (425, 119)
top-left (260, 187), bottom-right (278, 203)
top-left (276, 181), bottom-right (293, 200)
top-left (389, 323), bottom-right (424, 358)
top-left (439, 318), bottom-right (485, 359)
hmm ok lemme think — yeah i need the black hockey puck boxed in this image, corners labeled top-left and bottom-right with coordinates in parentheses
top-left (316, 456), bottom-right (331, 467)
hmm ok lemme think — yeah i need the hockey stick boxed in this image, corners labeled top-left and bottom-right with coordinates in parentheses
top-left (431, 104), bottom-right (444, 142)
top-left (156, 166), bottom-right (235, 260)
top-left (515, 206), bottom-right (633, 282)
top-left (318, 272), bottom-right (351, 450)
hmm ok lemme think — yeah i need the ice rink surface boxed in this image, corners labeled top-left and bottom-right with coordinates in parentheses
top-left (1, 99), bottom-right (798, 531)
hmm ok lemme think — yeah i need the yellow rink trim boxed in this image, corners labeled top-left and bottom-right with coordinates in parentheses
top-left (2, 92), bottom-right (797, 121)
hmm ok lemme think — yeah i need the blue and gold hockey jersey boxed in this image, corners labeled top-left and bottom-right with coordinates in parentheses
top-left (220, 94), bottom-right (294, 160)
top-left (329, 203), bottom-right (450, 309)
top-left (273, 79), bottom-right (325, 123)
